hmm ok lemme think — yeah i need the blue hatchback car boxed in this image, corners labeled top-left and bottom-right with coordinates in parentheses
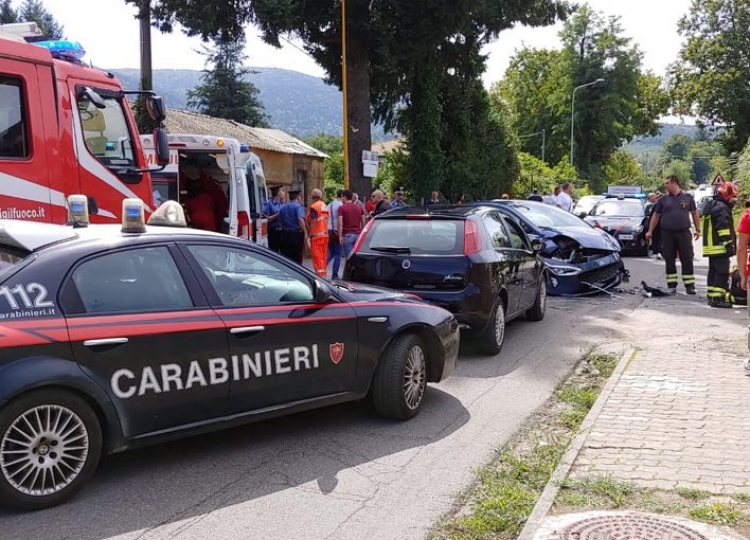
top-left (473, 200), bottom-right (627, 296)
top-left (344, 205), bottom-right (547, 355)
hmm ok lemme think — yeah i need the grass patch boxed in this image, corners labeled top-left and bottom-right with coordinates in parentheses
top-left (559, 476), bottom-right (641, 508)
top-left (429, 352), bottom-right (620, 540)
top-left (689, 502), bottom-right (748, 527)
top-left (676, 487), bottom-right (712, 501)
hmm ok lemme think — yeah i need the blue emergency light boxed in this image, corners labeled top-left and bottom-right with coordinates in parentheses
top-left (239, 144), bottom-right (250, 153)
top-left (34, 40), bottom-right (86, 62)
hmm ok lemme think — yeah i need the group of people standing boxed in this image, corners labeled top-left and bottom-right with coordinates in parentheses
top-left (528, 183), bottom-right (575, 212)
top-left (263, 187), bottom-right (398, 279)
top-left (645, 174), bottom-right (741, 308)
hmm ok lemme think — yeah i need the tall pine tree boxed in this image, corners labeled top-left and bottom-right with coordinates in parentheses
top-left (186, 37), bottom-right (268, 128)
top-left (2, 0), bottom-right (65, 39)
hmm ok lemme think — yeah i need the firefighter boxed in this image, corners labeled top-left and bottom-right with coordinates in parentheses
top-left (278, 190), bottom-right (307, 264)
top-left (645, 175), bottom-right (700, 294)
top-left (701, 181), bottom-right (739, 308)
top-left (183, 176), bottom-right (217, 232)
top-left (197, 165), bottom-right (229, 232)
top-left (306, 188), bottom-right (329, 277)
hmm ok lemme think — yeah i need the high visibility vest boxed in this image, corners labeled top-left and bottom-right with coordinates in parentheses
top-left (308, 200), bottom-right (329, 237)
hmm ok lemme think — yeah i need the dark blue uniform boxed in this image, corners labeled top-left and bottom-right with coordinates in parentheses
top-left (279, 200), bottom-right (305, 263)
top-left (653, 191), bottom-right (697, 291)
top-left (263, 198), bottom-right (285, 253)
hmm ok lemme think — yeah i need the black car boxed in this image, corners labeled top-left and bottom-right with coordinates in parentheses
top-left (343, 205), bottom-right (547, 355)
top-left (0, 205), bottom-right (458, 510)
top-left (583, 196), bottom-right (649, 255)
top-left (471, 200), bottom-right (627, 296)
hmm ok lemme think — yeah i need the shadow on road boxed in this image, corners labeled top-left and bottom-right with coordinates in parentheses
top-left (0, 388), bottom-right (468, 540)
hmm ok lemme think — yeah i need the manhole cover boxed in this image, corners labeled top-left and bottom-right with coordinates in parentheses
top-left (560, 515), bottom-right (709, 540)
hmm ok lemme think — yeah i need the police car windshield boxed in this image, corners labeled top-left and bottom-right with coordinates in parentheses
top-left (591, 200), bottom-right (644, 218)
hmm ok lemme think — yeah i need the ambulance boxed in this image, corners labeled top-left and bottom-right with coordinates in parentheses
top-left (140, 133), bottom-right (269, 246)
top-left (0, 22), bottom-right (170, 224)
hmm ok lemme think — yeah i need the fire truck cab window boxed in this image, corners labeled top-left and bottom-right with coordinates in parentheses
top-left (77, 95), bottom-right (135, 168)
top-left (0, 76), bottom-right (29, 159)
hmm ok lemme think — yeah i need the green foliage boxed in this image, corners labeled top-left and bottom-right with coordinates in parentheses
top-left (303, 134), bottom-right (342, 156)
top-left (187, 37), bottom-right (268, 128)
top-left (653, 133), bottom-right (729, 186)
top-left (516, 154), bottom-right (578, 197)
top-left (497, 5), bottom-right (669, 192)
top-left (2, 0), bottom-right (63, 38)
top-left (604, 150), bottom-right (644, 186)
top-left (670, 0), bottom-right (750, 153)
top-left (373, 150), bottom-right (408, 197)
top-left (689, 502), bottom-right (747, 527)
top-left (322, 152), bottom-right (344, 201)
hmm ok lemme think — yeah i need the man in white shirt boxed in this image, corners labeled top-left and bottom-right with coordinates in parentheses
top-left (327, 189), bottom-right (344, 279)
top-left (555, 182), bottom-right (574, 212)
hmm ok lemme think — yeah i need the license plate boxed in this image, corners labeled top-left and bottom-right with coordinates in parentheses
top-left (618, 234), bottom-right (633, 240)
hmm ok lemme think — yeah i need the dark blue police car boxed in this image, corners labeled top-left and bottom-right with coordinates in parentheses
top-left (0, 200), bottom-right (458, 510)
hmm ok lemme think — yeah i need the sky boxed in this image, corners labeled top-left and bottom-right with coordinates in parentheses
top-left (38, 0), bottom-right (692, 86)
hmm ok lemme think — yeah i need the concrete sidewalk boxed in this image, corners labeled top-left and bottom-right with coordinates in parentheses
top-left (522, 253), bottom-right (750, 540)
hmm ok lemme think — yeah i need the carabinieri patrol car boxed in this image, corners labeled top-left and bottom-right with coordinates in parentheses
top-left (0, 197), bottom-right (459, 510)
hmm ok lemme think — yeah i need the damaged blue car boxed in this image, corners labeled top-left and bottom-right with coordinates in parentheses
top-left (472, 200), bottom-right (628, 296)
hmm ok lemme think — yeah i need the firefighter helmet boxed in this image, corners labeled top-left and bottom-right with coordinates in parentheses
top-left (717, 181), bottom-right (739, 202)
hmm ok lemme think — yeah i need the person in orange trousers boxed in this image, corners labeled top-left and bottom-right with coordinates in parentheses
top-left (306, 188), bottom-right (330, 278)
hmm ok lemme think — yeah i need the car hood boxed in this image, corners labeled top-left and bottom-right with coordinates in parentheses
top-left (583, 216), bottom-right (644, 231)
top-left (541, 226), bottom-right (620, 251)
top-left (331, 280), bottom-right (423, 304)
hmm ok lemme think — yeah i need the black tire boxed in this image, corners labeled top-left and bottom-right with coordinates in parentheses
top-left (0, 389), bottom-right (103, 511)
top-left (370, 334), bottom-right (428, 420)
top-left (525, 276), bottom-right (547, 322)
top-left (479, 298), bottom-right (506, 355)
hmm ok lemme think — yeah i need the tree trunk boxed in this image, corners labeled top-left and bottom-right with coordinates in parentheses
top-left (344, 6), bottom-right (372, 199)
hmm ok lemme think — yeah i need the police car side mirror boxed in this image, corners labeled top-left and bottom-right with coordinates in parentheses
top-left (314, 279), bottom-right (333, 304)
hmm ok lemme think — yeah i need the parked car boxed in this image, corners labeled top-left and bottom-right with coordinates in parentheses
top-left (343, 205), bottom-right (547, 355)
top-left (572, 195), bottom-right (605, 218)
top-left (0, 201), bottom-right (459, 510)
top-left (697, 195), bottom-right (713, 215)
top-left (583, 196), bottom-right (650, 256)
top-left (470, 200), bottom-right (626, 296)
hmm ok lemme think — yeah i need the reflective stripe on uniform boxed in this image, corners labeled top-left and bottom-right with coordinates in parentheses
top-left (682, 274), bottom-right (696, 284)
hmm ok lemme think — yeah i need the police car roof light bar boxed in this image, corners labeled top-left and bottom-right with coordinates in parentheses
top-left (67, 194), bottom-right (90, 228)
top-left (122, 199), bottom-right (146, 234)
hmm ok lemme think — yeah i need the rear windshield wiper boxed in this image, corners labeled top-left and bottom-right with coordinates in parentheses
top-left (370, 247), bottom-right (412, 254)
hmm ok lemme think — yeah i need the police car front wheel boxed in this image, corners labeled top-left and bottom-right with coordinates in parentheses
top-left (0, 389), bottom-right (102, 511)
top-left (371, 334), bottom-right (428, 420)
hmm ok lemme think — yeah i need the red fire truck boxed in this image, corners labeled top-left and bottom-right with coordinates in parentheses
top-left (0, 22), bottom-right (169, 224)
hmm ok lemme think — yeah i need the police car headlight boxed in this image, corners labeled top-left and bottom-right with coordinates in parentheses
top-left (147, 200), bottom-right (188, 227)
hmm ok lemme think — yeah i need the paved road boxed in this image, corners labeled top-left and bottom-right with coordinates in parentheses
top-left (1, 256), bottom-right (668, 540)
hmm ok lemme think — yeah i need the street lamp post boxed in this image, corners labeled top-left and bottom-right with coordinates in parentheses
top-left (570, 78), bottom-right (605, 167)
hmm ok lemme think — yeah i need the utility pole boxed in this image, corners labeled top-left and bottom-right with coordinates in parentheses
top-left (570, 78), bottom-right (605, 167)
top-left (519, 130), bottom-right (547, 163)
top-left (136, 0), bottom-right (156, 134)
top-left (341, 0), bottom-right (350, 189)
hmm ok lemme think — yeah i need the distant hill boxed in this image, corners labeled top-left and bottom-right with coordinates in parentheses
top-left (625, 123), bottom-right (724, 157)
top-left (112, 67), bottom-right (387, 140)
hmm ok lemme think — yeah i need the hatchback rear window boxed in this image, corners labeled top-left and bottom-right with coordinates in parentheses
top-left (0, 246), bottom-right (28, 280)
top-left (360, 219), bottom-right (464, 255)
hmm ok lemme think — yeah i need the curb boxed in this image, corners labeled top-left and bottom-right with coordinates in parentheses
top-left (516, 346), bottom-right (637, 540)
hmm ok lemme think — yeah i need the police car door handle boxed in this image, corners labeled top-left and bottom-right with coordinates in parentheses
top-left (83, 338), bottom-right (129, 347)
top-left (230, 326), bottom-right (265, 336)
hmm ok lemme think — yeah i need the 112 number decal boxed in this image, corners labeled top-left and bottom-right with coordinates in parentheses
top-left (0, 283), bottom-right (54, 310)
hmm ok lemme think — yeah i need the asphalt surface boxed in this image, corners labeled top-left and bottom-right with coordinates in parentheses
top-left (0, 255), bottom-right (670, 540)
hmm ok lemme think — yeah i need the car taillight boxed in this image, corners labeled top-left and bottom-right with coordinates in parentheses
top-left (464, 220), bottom-right (481, 255)
top-left (238, 211), bottom-right (250, 240)
top-left (352, 219), bottom-right (374, 254)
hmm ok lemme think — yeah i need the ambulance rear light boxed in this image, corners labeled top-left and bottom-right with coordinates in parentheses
top-left (67, 194), bottom-right (89, 228)
top-left (122, 199), bottom-right (146, 233)
top-left (238, 211), bottom-right (251, 240)
top-left (147, 201), bottom-right (188, 228)
top-left (216, 139), bottom-right (225, 147)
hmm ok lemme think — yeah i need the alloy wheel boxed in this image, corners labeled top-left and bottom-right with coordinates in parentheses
top-left (403, 345), bottom-right (427, 410)
top-left (1, 405), bottom-right (89, 497)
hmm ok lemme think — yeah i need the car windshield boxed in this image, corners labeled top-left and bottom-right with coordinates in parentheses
top-left (77, 94), bottom-right (136, 169)
top-left (511, 203), bottom-right (590, 229)
top-left (591, 200), bottom-right (644, 218)
top-left (361, 219), bottom-right (463, 255)
top-left (573, 196), bottom-right (602, 213)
